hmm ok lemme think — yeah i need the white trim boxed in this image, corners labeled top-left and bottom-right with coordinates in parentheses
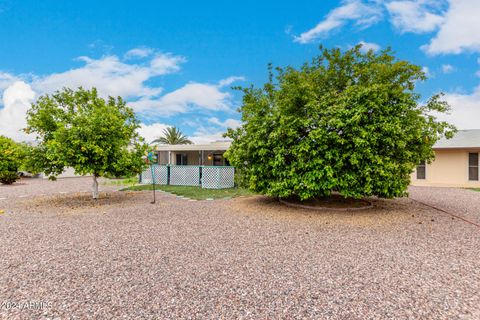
top-left (155, 141), bottom-right (231, 152)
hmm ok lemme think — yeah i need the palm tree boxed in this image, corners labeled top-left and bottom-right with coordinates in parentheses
top-left (151, 126), bottom-right (193, 145)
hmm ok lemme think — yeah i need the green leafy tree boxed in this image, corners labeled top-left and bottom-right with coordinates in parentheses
top-left (225, 46), bottom-right (456, 200)
top-left (26, 87), bottom-right (147, 199)
top-left (0, 136), bottom-right (25, 184)
top-left (151, 126), bottom-right (192, 145)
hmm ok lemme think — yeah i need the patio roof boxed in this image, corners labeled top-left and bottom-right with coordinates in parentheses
top-left (155, 141), bottom-right (232, 152)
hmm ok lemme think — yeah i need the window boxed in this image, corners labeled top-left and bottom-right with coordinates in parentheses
top-left (469, 152), bottom-right (479, 181)
top-left (213, 154), bottom-right (223, 166)
top-left (416, 160), bottom-right (426, 180)
top-left (176, 153), bottom-right (188, 165)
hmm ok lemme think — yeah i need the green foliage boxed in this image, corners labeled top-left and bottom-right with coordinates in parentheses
top-left (151, 126), bottom-right (192, 145)
top-left (225, 46), bottom-right (456, 200)
top-left (0, 171), bottom-right (19, 184)
top-left (0, 135), bottom-right (25, 184)
top-left (25, 87), bottom-right (148, 182)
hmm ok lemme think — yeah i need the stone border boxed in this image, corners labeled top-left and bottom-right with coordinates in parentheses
top-left (279, 198), bottom-right (373, 211)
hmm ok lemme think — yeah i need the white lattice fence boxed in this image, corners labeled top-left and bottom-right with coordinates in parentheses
top-left (140, 165), bottom-right (234, 188)
top-left (202, 166), bottom-right (235, 189)
top-left (140, 165), bottom-right (168, 185)
top-left (170, 166), bottom-right (201, 186)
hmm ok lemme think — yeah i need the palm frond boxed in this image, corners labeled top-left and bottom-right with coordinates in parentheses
top-left (151, 126), bottom-right (193, 145)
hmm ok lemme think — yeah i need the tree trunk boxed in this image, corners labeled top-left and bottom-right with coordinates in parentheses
top-left (92, 175), bottom-right (99, 199)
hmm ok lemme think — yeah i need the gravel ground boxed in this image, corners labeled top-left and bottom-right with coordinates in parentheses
top-left (0, 177), bottom-right (121, 200)
top-left (0, 178), bottom-right (479, 319)
top-left (409, 186), bottom-right (480, 225)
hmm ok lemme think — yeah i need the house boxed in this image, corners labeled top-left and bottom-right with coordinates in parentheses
top-left (155, 130), bottom-right (480, 188)
top-left (155, 140), bottom-right (232, 166)
top-left (411, 129), bottom-right (480, 188)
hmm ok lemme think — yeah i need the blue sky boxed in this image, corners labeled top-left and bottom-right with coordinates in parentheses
top-left (1, 0), bottom-right (479, 143)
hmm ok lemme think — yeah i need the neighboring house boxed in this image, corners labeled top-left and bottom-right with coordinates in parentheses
top-left (411, 129), bottom-right (480, 188)
top-left (155, 141), bottom-right (231, 166)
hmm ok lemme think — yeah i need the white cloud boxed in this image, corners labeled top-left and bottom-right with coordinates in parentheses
top-left (422, 0), bottom-right (480, 54)
top-left (218, 76), bottom-right (245, 87)
top-left (0, 49), bottom-right (242, 142)
top-left (385, 0), bottom-right (445, 34)
top-left (294, 0), bottom-right (480, 56)
top-left (124, 47), bottom-right (154, 59)
top-left (422, 66), bottom-right (433, 77)
top-left (208, 117), bottom-right (242, 129)
top-left (441, 64), bottom-right (455, 73)
top-left (358, 41), bottom-right (380, 52)
top-left (159, 82), bottom-right (231, 111)
top-left (32, 53), bottom-right (184, 99)
top-left (294, 0), bottom-right (445, 44)
top-left (0, 81), bottom-right (36, 141)
top-left (295, 0), bottom-right (480, 55)
top-left (294, 0), bottom-right (383, 43)
top-left (149, 53), bottom-right (186, 75)
top-left (0, 72), bottom-right (19, 91)
top-left (130, 77), bottom-right (242, 116)
top-left (189, 127), bottom-right (229, 144)
top-left (438, 87), bottom-right (480, 129)
top-left (137, 122), bottom-right (171, 144)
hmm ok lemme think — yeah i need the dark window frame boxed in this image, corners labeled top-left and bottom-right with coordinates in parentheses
top-left (416, 160), bottom-right (426, 180)
top-left (175, 153), bottom-right (188, 165)
top-left (212, 153), bottom-right (223, 166)
top-left (468, 152), bottom-right (479, 181)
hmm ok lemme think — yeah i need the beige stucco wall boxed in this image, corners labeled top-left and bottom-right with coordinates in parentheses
top-left (411, 149), bottom-right (480, 187)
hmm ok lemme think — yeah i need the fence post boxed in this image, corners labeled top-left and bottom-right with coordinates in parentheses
top-left (167, 165), bottom-right (170, 185)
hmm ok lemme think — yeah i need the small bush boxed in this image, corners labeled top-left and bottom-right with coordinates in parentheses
top-left (0, 171), bottom-right (19, 184)
top-left (0, 135), bottom-right (24, 185)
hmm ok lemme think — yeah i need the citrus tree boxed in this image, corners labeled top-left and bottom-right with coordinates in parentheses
top-left (225, 46), bottom-right (456, 200)
top-left (0, 136), bottom-right (25, 184)
top-left (26, 87), bottom-right (147, 199)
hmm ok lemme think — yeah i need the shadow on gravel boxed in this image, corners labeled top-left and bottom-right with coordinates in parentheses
top-left (0, 182), bottom-right (28, 187)
top-left (26, 191), bottom-right (143, 213)
top-left (229, 195), bottom-right (428, 227)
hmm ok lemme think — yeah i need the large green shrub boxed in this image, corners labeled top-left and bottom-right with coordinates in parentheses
top-left (225, 46), bottom-right (456, 200)
top-left (0, 136), bottom-right (24, 184)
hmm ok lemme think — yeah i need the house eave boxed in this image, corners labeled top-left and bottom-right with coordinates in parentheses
top-left (155, 142), bottom-right (231, 152)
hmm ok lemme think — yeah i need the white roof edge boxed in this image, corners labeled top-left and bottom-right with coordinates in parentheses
top-left (155, 141), bottom-right (231, 152)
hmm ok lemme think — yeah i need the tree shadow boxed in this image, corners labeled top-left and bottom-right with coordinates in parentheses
top-left (28, 191), bottom-right (145, 213)
top-left (228, 194), bottom-right (425, 227)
